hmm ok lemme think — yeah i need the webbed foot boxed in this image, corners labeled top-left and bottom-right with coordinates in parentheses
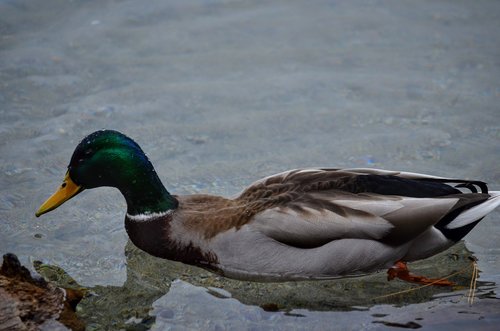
top-left (387, 261), bottom-right (455, 286)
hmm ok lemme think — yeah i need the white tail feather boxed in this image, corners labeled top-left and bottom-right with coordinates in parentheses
top-left (446, 191), bottom-right (500, 229)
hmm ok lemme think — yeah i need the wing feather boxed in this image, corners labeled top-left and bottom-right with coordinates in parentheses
top-left (238, 168), bottom-right (484, 248)
top-left (250, 193), bottom-right (458, 248)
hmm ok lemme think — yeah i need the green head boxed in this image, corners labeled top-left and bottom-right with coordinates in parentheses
top-left (36, 130), bottom-right (178, 217)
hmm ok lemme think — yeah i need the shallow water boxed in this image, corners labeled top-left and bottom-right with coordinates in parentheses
top-left (1, 0), bottom-right (499, 329)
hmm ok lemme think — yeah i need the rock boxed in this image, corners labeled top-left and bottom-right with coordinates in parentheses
top-left (0, 253), bottom-right (85, 331)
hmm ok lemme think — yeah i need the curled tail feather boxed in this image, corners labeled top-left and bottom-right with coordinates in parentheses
top-left (438, 191), bottom-right (500, 242)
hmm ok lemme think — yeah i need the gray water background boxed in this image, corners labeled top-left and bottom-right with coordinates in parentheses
top-left (1, 0), bottom-right (499, 329)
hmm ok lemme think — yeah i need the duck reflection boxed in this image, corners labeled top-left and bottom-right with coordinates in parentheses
top-left (33, 241), bottom-right (491, 330)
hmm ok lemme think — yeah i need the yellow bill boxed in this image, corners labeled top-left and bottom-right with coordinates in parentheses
top-left (36, 171), bottom-right (83, 217)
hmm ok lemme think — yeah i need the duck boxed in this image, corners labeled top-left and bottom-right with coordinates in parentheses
top-left (36, 130), bottom-right (500, 285)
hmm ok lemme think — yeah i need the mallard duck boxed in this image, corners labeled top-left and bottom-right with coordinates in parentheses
top-left (36, 130), bottom-right (500, 284)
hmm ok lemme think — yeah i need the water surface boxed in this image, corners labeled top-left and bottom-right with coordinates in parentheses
top-left (1, 0), bottom-right (499, 329)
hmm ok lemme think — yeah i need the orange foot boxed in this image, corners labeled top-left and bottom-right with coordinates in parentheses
top-left (387, 261), bottom-right (455, 286)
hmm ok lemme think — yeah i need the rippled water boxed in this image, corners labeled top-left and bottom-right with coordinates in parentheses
top-left (1, 0), bottom-right (499, 330)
